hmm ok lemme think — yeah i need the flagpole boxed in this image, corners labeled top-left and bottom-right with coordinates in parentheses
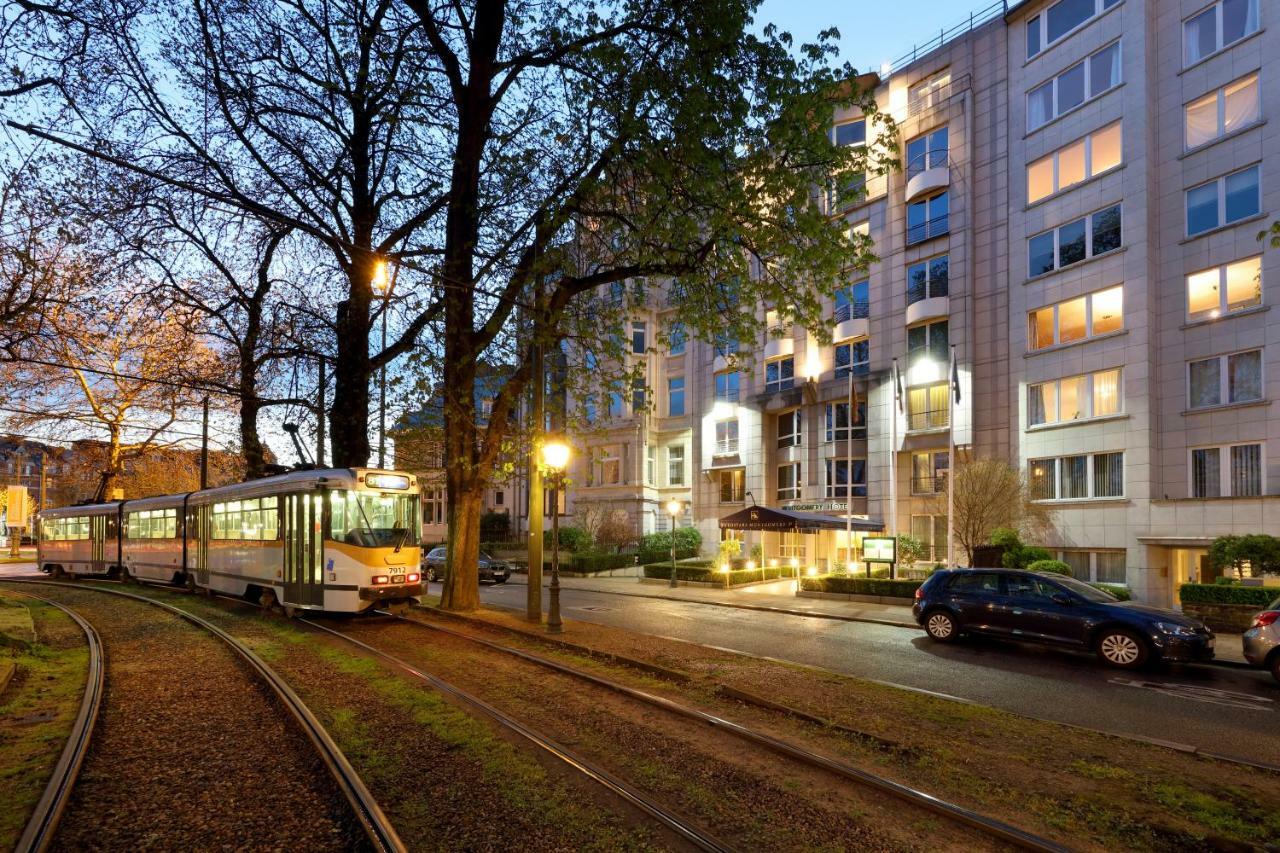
top-left (947, 345), bottom-right (957, 567)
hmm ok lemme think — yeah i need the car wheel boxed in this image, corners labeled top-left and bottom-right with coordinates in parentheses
top-left (1096, 629), bottom-right (1149, 669)
top-left (924, 610), bottom-right (959, 642)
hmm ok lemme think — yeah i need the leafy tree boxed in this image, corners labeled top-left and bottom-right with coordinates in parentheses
top-left (991, 528), bottom-right (1054, 570)
top-left (13, 0), bottom-right (892, 610)
top-left (894, 534), bottom-right (925, 567)
top-left (1208, 534), bottom-right (1280, 579)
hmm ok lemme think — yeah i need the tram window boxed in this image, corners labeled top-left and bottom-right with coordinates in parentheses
top-left (210, 497), bottom-right (278, 540)
top-left (126, 508), bottom-right (178, 539)
top-left (330, 491), bottom-right (420, 547)
top-left (46, 516), bottom-right (90, 540)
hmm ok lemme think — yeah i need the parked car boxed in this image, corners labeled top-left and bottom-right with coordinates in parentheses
top-left (422, 546), bottom-right (511, 585)
top-left (1242, 597), bottom-right (1280, 683)
top-left (913, 568), bottom-right (1215, 669)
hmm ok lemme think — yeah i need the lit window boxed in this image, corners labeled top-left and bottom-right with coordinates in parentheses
top-left (777, 409), bottom-right (802, 448)
top-left (1186, 256), bottom-right (1262, 321)
top-left (1185, 73), bottom-right (1260, 149)
top-left (1187, 349), bottom-right (1263, 410)
top-left (1185, 165), bottom-right (1261, 236)
top-left (911, 451), bottom-right (950, 494)
top-left (1028, 368), bottom-right (1121, 426)
top-left (1191, 443), bottom-right (1263, 497)
top-left (909, 70), bottom-right (951, 113)
top-left (1029, 452), bottom-right (1124, 500)
top-left (777, 462), bottom-right (801, 501)
top-left (1027, 286), bottom-right (1123, 351)
top-left (717, 468), bottom-right (745, 503)
top-left (907, 382), bottom-right (949, 431)
top-left (907, 255), bottom-right (949, 305)
top-left (1028, 205), bottom-right (1121, 277)
top-left (765, 356), bottom-right (795, 393)
top-left (1026, 0), bottom-right (1121, 60)
top-left (1027, 122), bottom-right (1122, 203)
top-left (1184, 0), bottom-right (1259, 66)
top-left (1028, 41), bottom-right (1121, 131)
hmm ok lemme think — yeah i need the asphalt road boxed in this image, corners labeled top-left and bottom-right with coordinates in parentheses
top-left (471, 581), bottom-right (1280, 767)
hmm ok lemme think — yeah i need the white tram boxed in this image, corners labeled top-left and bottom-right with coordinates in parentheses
top-left (35, 468), bottom-right (423, 614)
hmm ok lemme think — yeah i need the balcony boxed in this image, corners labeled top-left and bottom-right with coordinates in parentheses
top-left (763, 336), bottom-right (794, 361)
top-left (905, 148), bottom-right (949, 203)
top-left (714, 438), bottom-right (739, 457)
top-left (906, 212), bottom-right (949, 246)
top-left (907, 407), bottom-right (949, 433)
top-left (906, 295), bottom-right (949, 326)
top-left (911, 475), bottom-right (949, 495)
top-left (833, 301), bottom-right (870, 343)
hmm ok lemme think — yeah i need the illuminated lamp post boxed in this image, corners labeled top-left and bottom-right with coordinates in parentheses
top-left (541, 439), bottom-right (571, 633)
top-left (665, 498), bottom-right (683, 588)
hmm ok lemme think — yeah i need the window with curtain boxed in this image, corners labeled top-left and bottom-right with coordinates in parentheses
top-left (1029, 452), bottom-right (1123, 499)
top-left (1029, 369), bottom-right (1120, 427)
top-left (1192, 443), bottom-right (1263, 497)
top-left (1192, 447), bottom-right (1222, 497)
top-left (714, 419), bottom-right (739, 455)
top-left (1184, 0), bottom-right (1259, 66)
top-left (667, 445), bottom-right (685, 486)
top-left (1188, 349), bottom-right (1262, 409)
top-left (1185, 73), bottom-right (1260, 149)
top-left (907, 382), bottom-right (949, 431)
top-left (1060, 551), bottom-right (1091, 580)
top-left (1027, 286), bottom-right (1123, 350)
top-left (1027, 122), bottom-right (1122, 203)
top-left (1231, 444), bottom-right (1262, 496)
top-left (1095, 552), bottom-right (1127, 584)
top-left (1026, 0), bottom-right (1120, 59)
top-left (1027, 41), bottom-right (1121, 132)
top-left (1186, 256), bottom-right (1262, 320)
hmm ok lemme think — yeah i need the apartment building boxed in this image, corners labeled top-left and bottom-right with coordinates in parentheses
top-left (418, 0), bottom-right (1278, 606)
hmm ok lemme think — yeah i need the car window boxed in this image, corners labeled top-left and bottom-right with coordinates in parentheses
top-left (947, 572), bottom-right (1000, 593)
top-left (1052, 575), bottom-right (1115, 602)
top-left (1005, 573), bottom-right (1057, 600)
top-left (429, 547), bottom-right (446, 558)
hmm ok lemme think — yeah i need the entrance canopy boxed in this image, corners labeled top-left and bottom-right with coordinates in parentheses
top-left (718, 505), bottom-right (882, 533)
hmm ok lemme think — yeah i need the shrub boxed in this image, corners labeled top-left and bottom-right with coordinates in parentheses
top-left (543, 525), bottom-right (590, 552)
top-left (1207, 534), bottom-right (1280, 578)
top-left (640, 531), bottom-right (674, 552)
top-left (636, 547), bottom-right (698, 565)
top-left (895, 534), bottom-right (926, 567)
top-left (717, 539), bottom-right (742, 565)
top-left (799, 574), bottom-right (923, 599)
top-left (1179, 583), bottom-right (1278, 607)
top-left (642, 559), bottom-right (717, 582)
top-left (1027, 559), bottom-right (1071, 576)
top-left (993, 528), bottom-right (1055, 570)
top-left (673, 527), bottom-right (702, 554)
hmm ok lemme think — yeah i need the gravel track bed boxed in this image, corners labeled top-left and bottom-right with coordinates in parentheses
top-left (106, 589), bottom-right (664, 851)
top-left (340, 616), bottom-right (997, 851)
top-left (6, 584), bottom-right (365, 852)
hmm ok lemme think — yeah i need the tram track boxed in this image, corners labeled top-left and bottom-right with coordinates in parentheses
top-left (0, 579), bottom-right (405, 853)
top-left (324, 608), bottom-right (1070, 852)
top-left (5, 589), bottom-right (104, 853)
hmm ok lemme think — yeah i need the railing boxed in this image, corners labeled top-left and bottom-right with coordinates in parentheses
top-left (907, 279), bottom-right (948, 306)
top-left (833, 301), bottom-right (870, 323)
top-left (906, 146), bottom-right (951, 180)
top-left (765, 378), bottom-right (795, 394)
top-left (715, 389), bottom-right (740, 403)
top-left (827, 428), bottom-right (867, 442)
top-left (715, 439), bottom-right (739, 456)
top-left (907, 212), bottom-right (949, 245)
top-left (834, 363), bottom-right (870, 379)
top-left (911, 475), bottom-right (949, 495)
top-left (908, 407), bottom-right (950, 432)
top-left (903, 73), bottom-right (972, 120)
top-left (884, 3), bottom-right (1011, 78)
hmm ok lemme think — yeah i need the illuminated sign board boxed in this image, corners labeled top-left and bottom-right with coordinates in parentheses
top-left (863, 537), bottom-right (896, 562)
top-left (365, 473), bottom-right (411, 490)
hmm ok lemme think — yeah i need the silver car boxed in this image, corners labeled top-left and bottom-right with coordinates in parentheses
top-left (1242, 596), bottom-right (1280, 683)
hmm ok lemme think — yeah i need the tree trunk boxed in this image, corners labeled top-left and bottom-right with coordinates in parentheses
top-left (240, 392), bottom-right (264, 478)
top-left (330, 286), bottom-right (373, 468)
top-left (440, 472), bottom-right (483, 611)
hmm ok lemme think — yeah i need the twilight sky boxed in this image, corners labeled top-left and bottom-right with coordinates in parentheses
top-left (752, 0), bottom-right (997, 73)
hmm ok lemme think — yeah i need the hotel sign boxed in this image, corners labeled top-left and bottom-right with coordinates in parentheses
top-left (863, 537), bottom-right (896, 563)
top-left (786, 502), bottom-right (847, 512)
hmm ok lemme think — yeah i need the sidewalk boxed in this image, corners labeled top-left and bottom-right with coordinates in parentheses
top-left (503, 573), bottom-right (1252, 666)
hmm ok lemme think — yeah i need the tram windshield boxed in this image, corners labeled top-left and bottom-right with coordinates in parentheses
top-left (329, 491), bottom-right (419, 548)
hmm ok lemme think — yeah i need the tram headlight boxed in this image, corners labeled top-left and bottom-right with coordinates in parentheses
top-left (407, 573), bottom-right (420, 584)
top-left (373, 574), bottom-right (389, 585)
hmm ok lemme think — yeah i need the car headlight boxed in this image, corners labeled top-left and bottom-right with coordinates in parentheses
top-left (1155, 621), bottom-right (1196, 637)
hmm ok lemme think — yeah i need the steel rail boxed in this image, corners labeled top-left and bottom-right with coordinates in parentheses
top-left (299, 617), bottom-right (736, 853)
top-left (7, 589), bottom-right (105, 853)
top-left (394, 612), bottom-right (1070, 853)
top-left (0, 580), bottom-right (406, 853)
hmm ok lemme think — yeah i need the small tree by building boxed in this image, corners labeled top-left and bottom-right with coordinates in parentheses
top-left (1208, 534), bottom-right (1280, 579)
top-left (942, 458), bottom-right (1053, 565)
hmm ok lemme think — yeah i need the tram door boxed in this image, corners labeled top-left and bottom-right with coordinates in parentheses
top-left (191, 505), bottom-right (210, 586)
top-left (283, 493), bottom-right (324, 607)
top-left (90, 516), bottom-right (105, 572)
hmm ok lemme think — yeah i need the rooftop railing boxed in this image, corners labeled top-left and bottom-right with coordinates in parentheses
top-left (883, 1), bottom-right (1016, 78)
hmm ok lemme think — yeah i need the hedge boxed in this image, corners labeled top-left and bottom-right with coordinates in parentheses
top-left (480, 540), bottom-right (525, 553)
top-left (548, 552), bottom-right (635, 573)
top-left (1179, 583), bottom-right (1279, 607)
top-left (799, 575), bottom-right (922, 599)
top-left (636, 547), bottom-right (699, 566)
top-left (642, 562), bottom-right (788, 584)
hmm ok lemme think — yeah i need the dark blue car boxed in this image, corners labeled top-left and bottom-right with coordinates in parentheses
top-left (913, 569), bottom-right (1215, 668)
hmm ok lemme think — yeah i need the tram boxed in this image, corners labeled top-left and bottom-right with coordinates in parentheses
top-left (35, 468), bottom-right (423, 614)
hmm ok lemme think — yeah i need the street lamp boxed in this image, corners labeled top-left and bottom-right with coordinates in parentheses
top-left (542, 439), bottom-right (571, 633)
top-left (665, 498), bottom-right (682, 588)
top-left (372, 259), bottom-right (397, 469)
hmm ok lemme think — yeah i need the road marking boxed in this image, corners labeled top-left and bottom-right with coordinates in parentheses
top-left (574, 605), bottom-right (614, 612)
top-left (1109, 678), bottom-right (1275, 710)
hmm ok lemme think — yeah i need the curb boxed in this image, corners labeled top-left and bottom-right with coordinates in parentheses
top-left (495, 577), bottom-right (920, 629)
